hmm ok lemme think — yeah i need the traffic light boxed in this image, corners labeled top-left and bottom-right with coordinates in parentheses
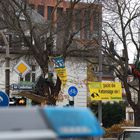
top-left (16, 97), bottom-right (26, 106)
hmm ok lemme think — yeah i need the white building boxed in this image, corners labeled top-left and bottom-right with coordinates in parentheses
top-left (0, 56), bottom-right (88, 107)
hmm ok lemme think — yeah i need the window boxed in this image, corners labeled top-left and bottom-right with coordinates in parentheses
top-left (25, 73), bottom-right (31, 82)
top-left (66, 8), bottom-right (71, 15)
top-left (0, 34), bottom-right (5, 46)
top-left (20, 65), bottom-right (36, 82)
top-left (93, 65), bottom-right (98, 73)
top-left (57, 7), bottom-right (63, 17)
top-left (74, 9), bottom-right (82, 39)
top-left (102, 65), bottom-right (113, 75)
top-left (124, 132), bottom-right (140, 140)
top-left (31, 65), bottom-right (36, 82)
top-left (93, 13), bottom-right (100, 36)
top-left (29, 4), bottom-right (35, 9)
top-left (47, 6), bottom-right (54, 20)
top-left (84, 10), bottom-right (91, 40)
top-left (38, 5), bottom-right (44, 16)
top-left (20, 77), bottom-right (23, 82)
top-left (128, 112), bottom-right (134, 121)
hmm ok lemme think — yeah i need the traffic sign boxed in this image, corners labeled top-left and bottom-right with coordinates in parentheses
top-left (0, 91), bottom-right (9, 106)
top-left (11, 81), bottom-right (34, 90)
top-left (68, 86), bottom-right (78, 97)
top-left (14, 60), bottom-right (31, 77)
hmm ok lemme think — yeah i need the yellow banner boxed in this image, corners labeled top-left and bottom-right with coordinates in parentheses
top-left (88, 82), bottom-right (122, 101)
top-left (55, 68), bottom-right (67, 87)
top-left (55, 68), bottom-right (67, 80)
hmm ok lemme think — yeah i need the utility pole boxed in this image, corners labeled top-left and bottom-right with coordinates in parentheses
top-left (98, 0), bottom-right (103, 134)
top-left (5, 34), bottom-right (11, 96)
top-left (0, 31), bottom-right (10, 96)
top-left (138, 28), bottom-right (140, 50)
top-left (98, 45), bottom-right (102, 125)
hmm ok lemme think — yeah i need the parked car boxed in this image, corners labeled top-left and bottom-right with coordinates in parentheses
top-left (118, 127), bottom-right (140, 140)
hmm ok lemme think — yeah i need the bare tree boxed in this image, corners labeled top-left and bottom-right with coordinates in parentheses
top-left (0, 0), bottom-right (100, 105)
top-left (102, 0), bottom-right (140, 126)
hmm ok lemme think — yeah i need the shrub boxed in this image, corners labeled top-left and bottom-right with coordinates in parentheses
top-left (89, 101), bottom-right (126, 128)
top-left (104, 120), bottom-right (134, 138)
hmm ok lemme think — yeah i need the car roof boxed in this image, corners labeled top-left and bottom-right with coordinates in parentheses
top-left (124, 129), bottom-right (140, 131)
top-left (122, 127), bottom-right (140, 129)
top-left (121, 127), bottom-right (140, 132)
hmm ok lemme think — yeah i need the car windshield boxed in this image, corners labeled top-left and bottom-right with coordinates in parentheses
top-left (124, 131), bottom-right (140, 140)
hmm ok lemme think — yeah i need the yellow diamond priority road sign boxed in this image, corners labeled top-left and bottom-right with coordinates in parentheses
top-left (14, 60), bottom-right (31, 77)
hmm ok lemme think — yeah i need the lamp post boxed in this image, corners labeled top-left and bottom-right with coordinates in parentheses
top-left (98, 0), bottom-right (103, 135)
top-left (0, 31), bottom-right (10, 96)
top-left (98, 42), bottom-right (102, 126)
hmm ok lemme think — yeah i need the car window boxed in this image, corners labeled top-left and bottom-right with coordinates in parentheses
top-left (124, 131), bottom-right (140, 140)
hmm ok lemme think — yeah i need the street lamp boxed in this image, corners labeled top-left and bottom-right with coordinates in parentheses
top-left (0, 31), bottom-right (10, 96)
top-left (98, 0), bottom-right (103, 136)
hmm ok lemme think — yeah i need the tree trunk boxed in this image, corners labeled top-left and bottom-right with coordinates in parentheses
top-left (15, 75), bottom-right (62, 106)
top-left (134, 107), bottom-right (140, 126)
top-left (34, 75), bottom-right (61, 105)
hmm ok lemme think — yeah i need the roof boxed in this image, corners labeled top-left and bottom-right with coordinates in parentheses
top-left (0, 1), bottom-right (47, 32)
top-left (28, 9), bottom-right (46, 24)
top-left (128, 78), bottom-right (139, 86)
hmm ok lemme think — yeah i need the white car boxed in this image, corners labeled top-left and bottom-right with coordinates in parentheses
top-left (118, 127), bottom-right (140, 140)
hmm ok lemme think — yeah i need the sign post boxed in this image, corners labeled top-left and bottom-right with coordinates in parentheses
top-left (68, 86), bottom-right (78, 106)
top-left (0, 31), bottom-right (11, 96)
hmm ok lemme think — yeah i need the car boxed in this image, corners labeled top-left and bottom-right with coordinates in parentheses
top-left (0, 106), bottom-right (104, 140)
top-left (118, 127), bottom-right (140, 140)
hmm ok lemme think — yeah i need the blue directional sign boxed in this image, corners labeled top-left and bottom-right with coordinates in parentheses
top-left (68, 86), bottom-right (78, 97)
top-left (0, 91), bottom-right (9, 106)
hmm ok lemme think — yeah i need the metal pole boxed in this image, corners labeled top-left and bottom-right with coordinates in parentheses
top-left (0, 31), bottom-right (10, 96)
top-left (72, 96), bottom-right (74, 106)
top-left (98, 0), bottom-right (103, 136)
top-left (98, 42), bottom-right (102, 126)
top-left (5, 56), bottom-right (10, 96)
top-left (69, 97), bottom-right (74, 106)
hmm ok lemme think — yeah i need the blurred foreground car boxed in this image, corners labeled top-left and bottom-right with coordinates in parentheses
top-left (0, 107), bottom-right (104, 140)
top-left (118, 127), bottom-right (140, 140)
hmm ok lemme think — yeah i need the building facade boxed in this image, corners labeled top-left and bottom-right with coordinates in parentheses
top-left (0, 0), bottom-right (104, 107)
top-left (27, 0), bottom-right (101, 40)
